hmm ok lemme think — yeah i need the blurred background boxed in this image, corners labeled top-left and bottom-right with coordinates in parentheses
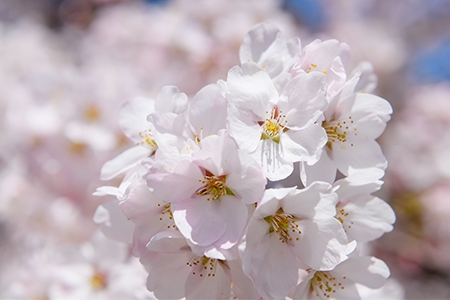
top-left (0, 0), bottom-right (449, 298)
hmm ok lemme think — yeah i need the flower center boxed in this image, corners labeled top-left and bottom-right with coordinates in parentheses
top-left (138, 129), bottom-right (158, 150)
top-left (196, 171), bottom-right (234, 201)
top-left (264, 208), bottom-right (302, 243)
top-left (90, 270), bottom-right (107, 290)
top-left (85, 103), bottom-right (100, 121)
top-left (194, 126), bottom-right (204, 145)
top-left (335, 207), bottom-right (354, 233)
top-left (260, 106), bottom-right (288, 144)
top-left (187, 256), bottom-right (225, 278)
top-left (322, 116), bottom-right (356, 149)
top-left (310, 271), bottom-right (346, 298)
top-left (156, 203), bottom-right (176, 229)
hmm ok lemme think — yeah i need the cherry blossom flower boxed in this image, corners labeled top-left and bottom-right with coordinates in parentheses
top-left (224, 62), bottom-right (328, 181)
top-left (147, 134), bottom-right (266, 251)
top-left (100, 86), bottom-right (189, 181)
top-left (100, 96), bottom-right (157, 181)
top-left (333, 171), bottom-right (396, 243)
top-left (301, 72), bottom-right (393, 185)
top-left (242, 183), bottom-right (348, 299)
top-left (142, 231), bottom-right (252, 300)
top-left (295, 256), bottom-right (390, 300)
top-left (147, 83), bottom-right (227, 157)
top-left (292, 38), bottom-right (350, 99)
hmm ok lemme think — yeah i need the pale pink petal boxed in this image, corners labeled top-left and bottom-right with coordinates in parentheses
top-left (92, 186), bottom-right (121, 197)
top-left (279, 72), bottom-right (328, 130)
top-left (228, 259), bottom-right (257, 300)
top-left (334, 170), bottom-right (384, 200)
top-left (93, 201), bottom-right (134, 244)
top-left (185, 259), bottom-right (231, 300)
top-left (339, 196), bottom-right (395, 243)
top-left (337, 93), bottom-right (392, 140)
top-left (193, 134), bottom-right (237, 176)
top-left (227, 103), bottom-right (262, 153)
top-left (239, 23), bottom-right (298, 82)
top-left (212, 197), bottom-right (248, 249)
top-left (333, 256), bottom-right (390, 289)
top-left (293, 272), bottom-right (315, 299)
top-left (300, 150), bottom-right (337, 186)
top-left (333, 139), bottom-right (387, 175)
top-left (281, 124), bottom-right (327, 164)
top-left (188, 83), bottom-right (228, 137)
top-left (147, 112), bottom-right (193, 156)
top-left (253, 234), bottom-right (298, 299)
top-left (172, 196), bottom-right (228, 247)
top-left (100, 145), bottom-right (151, 180)
top-left (324, 72), bottom-right (361, 121)
top-left (327, 56), bottom-right (348, 98)
top-left (226, 63), bottom-right (278, 117)
top-left (297, 39), bottom-right (350, 73)
top-left (120, 185), bottom-right (175, 257)
top-left (282, 182), bottom-right (337, 220)
top-left (241, 218), bottom-right (271, 281)
top-left (145, 251), bottom-right (192, 299)
top-left (239, 22), bottom-right (281, 64)
top-left (252, 189), bottom-right (285, 219)
top-left (146, 231), bottom-right (188, 253)
top-left (155, 85), bottom-right (189, 114)
top-left (147, 159), bottom-right (204, 203)
top-left (226, 150), bottom-right (266, 204)
top-left (292, 218), bottom-right (348, 270)
top-left (119, 96), bottom-right (155, 143)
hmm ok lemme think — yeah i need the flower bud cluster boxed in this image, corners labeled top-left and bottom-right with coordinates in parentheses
top-left (96, 22), bottom-right (395, 299)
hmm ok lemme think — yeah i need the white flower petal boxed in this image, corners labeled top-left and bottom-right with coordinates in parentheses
top-left (339, 196), bottom-right (395, 243)
top-left (119, 96), bottom-right (155, 143)
top-left (92, 186), bottom-right (121, 197)
top-left (282, 182), bottom-right (337, 220)
top-left (253, 188), bottom-right (287, 219)
top-left (339, 93), bottom-right (392, 140)
top-left (333, 139), bottom-right (387, 175)
top-left (227, 103), bottom-right (262, 153)
top-left (239, 22), bottom-right (296, 80)
top-left (333, 169), bottom-right (384, 199)
top-left (226, 63), bottom-right (278, 117)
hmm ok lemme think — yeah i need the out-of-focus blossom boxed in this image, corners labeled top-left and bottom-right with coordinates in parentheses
top-left (295, 256), bottom-right (390, 299)
top-left (384, 84), bottom-right (450, 192)
top-left (2, 230), bottom-right (153, 300)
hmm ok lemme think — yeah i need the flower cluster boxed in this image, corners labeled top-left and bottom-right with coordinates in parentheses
top-left (96, 22), bottom-right (395, 299)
